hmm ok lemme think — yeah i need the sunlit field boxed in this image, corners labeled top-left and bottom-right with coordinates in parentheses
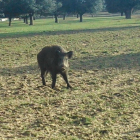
top-left (0, 14), bottom-right (140, 139)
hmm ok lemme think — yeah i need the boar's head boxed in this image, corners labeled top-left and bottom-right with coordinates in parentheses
top-left (54, 50), bottom-right (73, 71)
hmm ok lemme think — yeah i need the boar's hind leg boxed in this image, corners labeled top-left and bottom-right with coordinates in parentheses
top-left (61, 72), bottom-right (72, 89)
top-left (41, 69), bottom-right (47, 86)
top-left (51, 73), bottom-right (57, 89)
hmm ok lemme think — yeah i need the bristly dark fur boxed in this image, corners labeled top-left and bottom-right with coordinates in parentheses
top-left (37, 45), bottom-right (73, 89)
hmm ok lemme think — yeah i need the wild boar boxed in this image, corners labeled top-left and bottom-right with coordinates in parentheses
top-left (37, 45), bottom-right (73, 89)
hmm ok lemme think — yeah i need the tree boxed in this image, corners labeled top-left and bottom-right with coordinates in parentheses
top-left (1, 0), bottom-right (37, 26)
top-left (0, 0), bottom-right (4, 17)
top-left (89, 0), bottom-right (104, 16)
top-left (57, 0), bottom-right (70, 20)
top-left (105, 0), bottom-right (140, 19)
top-left (59, 0), bottom-right (77, 20)
top-left (52, 0), bottom-right (62, 23)
top-left (2, 0), bottom-right (25, 26)
top-left (68, 0), bottom-right (103, 22)
top-left (61, 0), bottom-right (97, 22)
top-left (21, 0), bottom-right (37, 25)
top-left (76, 0), bottom-right (93, 22)
top-left (36, 0), bottom-right (62, 23)
top-left (36, 0), bottom-right (56, 16)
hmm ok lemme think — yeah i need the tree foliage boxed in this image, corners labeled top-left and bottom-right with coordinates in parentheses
top-left (0, 0), bottom-right (37, 25)
top-left (36, 0), bottom-right (56, 16)
top-left (59, 0), bottom-right (103, 22)
top-left (105, 0), bottom-right (140, 19)
top-left (89, 0), bottom-right (104, 15)
top-left (0, 0), bottom-right (105, 25)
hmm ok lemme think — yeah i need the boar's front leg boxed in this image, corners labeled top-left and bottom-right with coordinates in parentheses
top-left (41, 69), bottom-right (46, 86)
top-left (51, 72), bottom-right (57, 89)
top-left (61, 72), bottom-right (72, 89)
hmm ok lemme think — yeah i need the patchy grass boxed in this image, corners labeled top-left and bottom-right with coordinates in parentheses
top-left (0, 15), bottom-right (140, 139)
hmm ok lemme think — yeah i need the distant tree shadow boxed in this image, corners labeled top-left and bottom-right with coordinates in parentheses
top-left (0, 63), bottom-right (38, 76)
top-left (0, 25), bottom-right (139, 39)
top-left (1, 52), bottom-right (140, 77)
top-left (71, 52), bottom-right (140, 71)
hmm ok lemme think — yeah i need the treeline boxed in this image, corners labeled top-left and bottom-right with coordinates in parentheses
top-left (0, 0), bottom-right (104, 26)
top-left (0, 0), bottom-right (140, 26)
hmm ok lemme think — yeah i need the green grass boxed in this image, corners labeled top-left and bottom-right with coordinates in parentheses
top-left (0, 14), bottom-right (140, 139)
top-left (0, 15), bottom-right (139, 37)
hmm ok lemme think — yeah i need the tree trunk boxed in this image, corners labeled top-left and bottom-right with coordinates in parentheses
top-left (23, 17), bottom-right (26, 23)
top-left (9, 17), bottom-right (12, 26)
top-left (91, 14), bottom-right (94, 17)
top-left (29, 13), bottom-right (33, 25)
top-left (25, 15), bottom-right (28, 24)
top-left (121, 11), bottom-right (123, 16)
top-left (124, 9), bottom-right (132, 19)
top-left (63, 14), bottom-right (66, 20)
top-left (80, 14), bottom-right (83, 22)
top-left (77, 14), bottom-right (79, 18)
top-left (54, 14), bottom-right (58, 23)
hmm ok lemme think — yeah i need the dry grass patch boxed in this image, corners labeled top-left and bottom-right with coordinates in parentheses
top-left (0, 16), bottom-right (140, 139)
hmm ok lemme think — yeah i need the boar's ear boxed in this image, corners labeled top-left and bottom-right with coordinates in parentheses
top-left (67, 51), bottom-right (73, 59)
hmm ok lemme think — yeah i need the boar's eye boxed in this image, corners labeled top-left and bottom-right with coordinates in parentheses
top-left (56, 50), bottom-right (61, 56)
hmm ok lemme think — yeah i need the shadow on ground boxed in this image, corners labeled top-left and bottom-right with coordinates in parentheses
top-left (0, 63), bottom-right (38, 76)
top-left (1, 52), bottom-right (140, 76)
top-left (0, 25), bottom-right (139, 38)
top-left (71, 52), bottom-right (140, 70)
